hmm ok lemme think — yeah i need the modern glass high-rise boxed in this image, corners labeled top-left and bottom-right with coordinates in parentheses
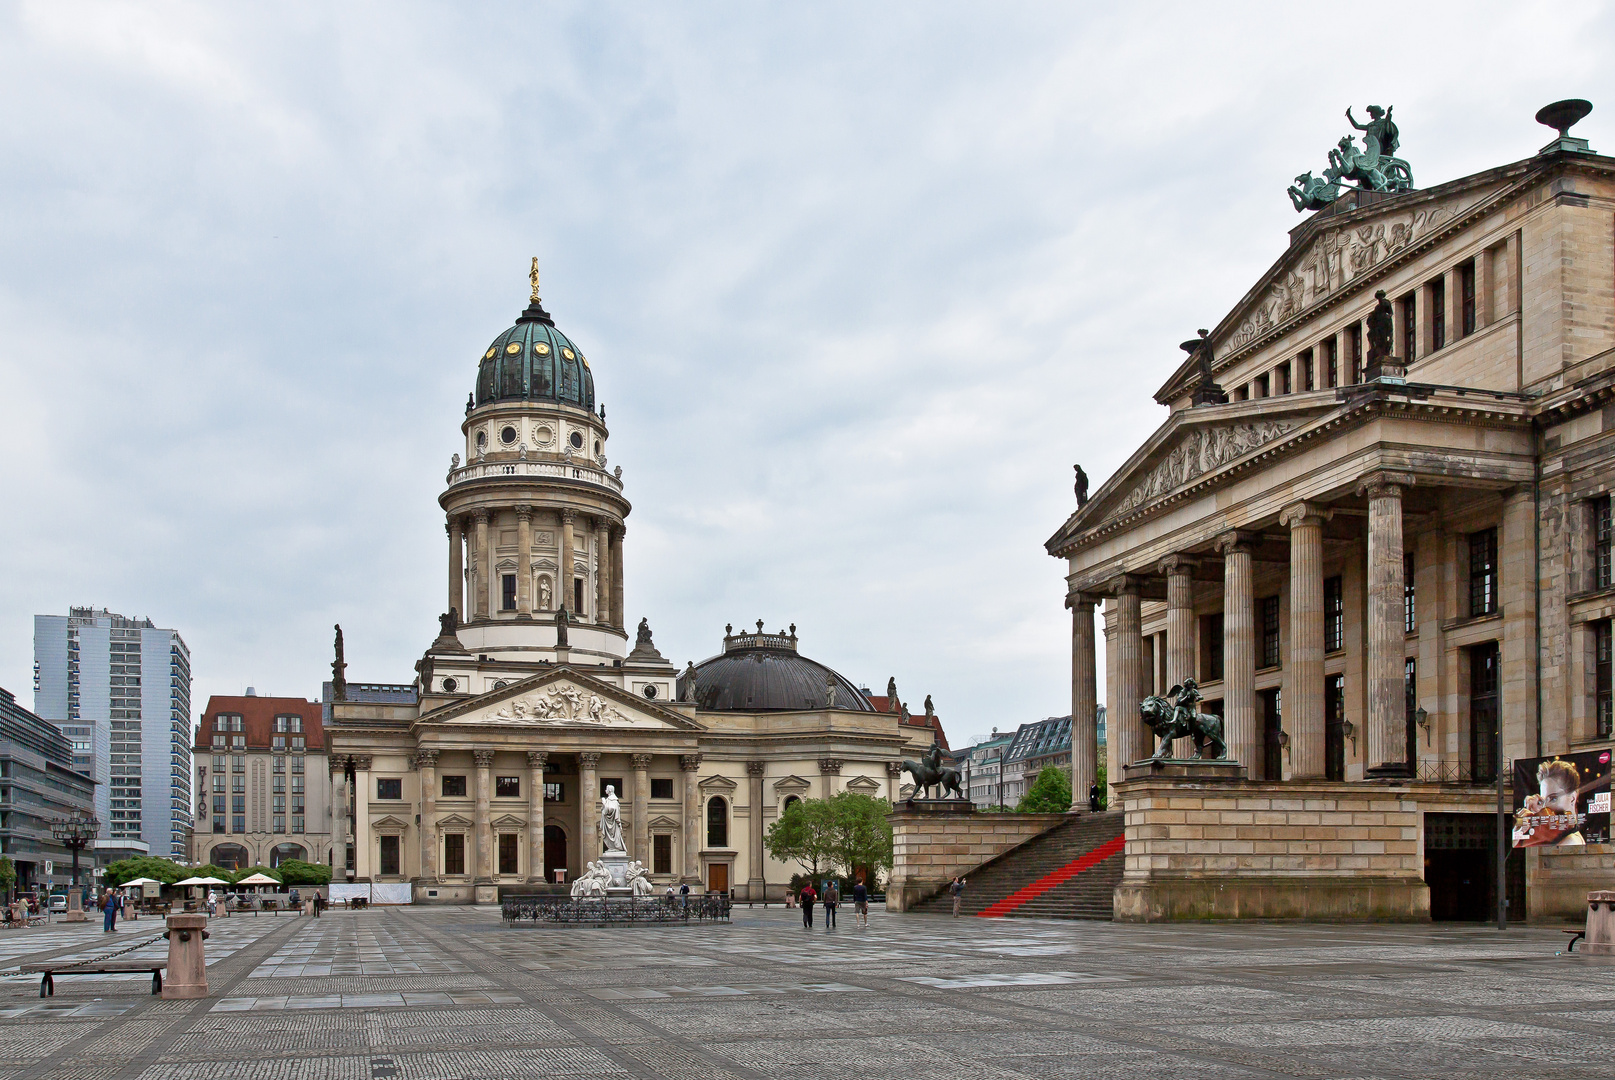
top-left (33, 608), bottom-right (193, 858)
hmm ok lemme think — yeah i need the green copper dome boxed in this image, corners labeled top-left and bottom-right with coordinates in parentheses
top-left (474, 299), bottom-right (595, 411)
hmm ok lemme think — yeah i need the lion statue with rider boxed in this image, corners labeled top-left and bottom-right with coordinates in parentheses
top-left (1139, 677), bottom-right (1227, 762)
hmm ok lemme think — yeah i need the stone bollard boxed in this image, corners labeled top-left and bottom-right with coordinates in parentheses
top-left (161, 913), bottom-right (210, 999)
top-left (1586, 890), bottom-right (1615, 956)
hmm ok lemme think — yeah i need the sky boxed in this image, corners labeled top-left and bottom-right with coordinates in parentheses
top-left (2, 1), bottom-right (1611, 750)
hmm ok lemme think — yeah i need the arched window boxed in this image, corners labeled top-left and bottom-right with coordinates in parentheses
top-left (783, 795), bottom-right (801, 814)
top-left (544, 823), bottom-right (568, 883)
top-left (270, 843), bottom-right (306, 868)
top-left (706, 796), bottom-right (728, 848)
top-left (211, 843), bottom-right (249, 871)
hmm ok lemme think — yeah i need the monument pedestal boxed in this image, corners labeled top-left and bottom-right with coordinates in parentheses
top-left (1122, 758), bottom-right (1247, 783)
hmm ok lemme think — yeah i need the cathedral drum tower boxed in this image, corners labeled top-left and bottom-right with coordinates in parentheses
top-left (429, 262), bottom-right (630, 697)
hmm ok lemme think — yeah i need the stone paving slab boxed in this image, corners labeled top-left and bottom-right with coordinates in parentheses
top-left (0, 905), bottom-right (1607, 1079)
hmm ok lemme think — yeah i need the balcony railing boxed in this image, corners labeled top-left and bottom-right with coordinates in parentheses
top-left (448, 459), bottom-right (623, 492)
top-left (1416, 759), bottom-right (1495, 785)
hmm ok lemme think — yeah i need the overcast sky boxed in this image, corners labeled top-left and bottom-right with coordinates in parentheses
top-left (2, 2), bottom-right (1610, 749)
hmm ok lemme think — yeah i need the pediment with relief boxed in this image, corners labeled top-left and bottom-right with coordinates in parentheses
top-left (1112, 418), bottom-right (1300, 515)
top-left (422, 668), bottom-right (700, 732)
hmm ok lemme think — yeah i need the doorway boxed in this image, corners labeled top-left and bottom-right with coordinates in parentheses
top-left (707, 863), bottom-right (728, 894)
top-left (1469, 643), bottom-right (1500, 782)
top-left (544, 824), bottom-right (567, 883)
top-left (1424, 812), bottom-right (1524, 920)
top-left (1260, 688), bottom-right (1283, 781)
top-left (1325, 675), bottom-right (1345, 781)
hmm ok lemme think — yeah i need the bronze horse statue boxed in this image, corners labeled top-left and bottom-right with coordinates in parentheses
top-left (903, 744), bottom-right (965, 800)
top-left (1139, 682), bottom-right (1227, 762)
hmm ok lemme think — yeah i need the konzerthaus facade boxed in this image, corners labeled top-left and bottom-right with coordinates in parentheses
top-left (327, 275), bottom-right (940, 904)
top-left (1048, 107), bottom-right (1615, 920)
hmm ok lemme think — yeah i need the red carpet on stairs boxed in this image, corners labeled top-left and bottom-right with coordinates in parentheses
top-left (975, 835), bottom-right (1126, 918)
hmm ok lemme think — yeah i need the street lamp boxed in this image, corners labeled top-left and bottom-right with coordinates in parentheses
top-left (50, 810), bottom-right (99, 923)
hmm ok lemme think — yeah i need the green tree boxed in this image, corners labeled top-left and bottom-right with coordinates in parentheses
top-left (765, 798), bottom-right (837, 878)
top-left (275, 859), bottom-right (332, 886)
top-left (102, 856), bottom-right (186, 886)
top-left (1016, 767), bottom-right (1072, 814)
top-left (823, 792), bottom-right (893, 882)
top-left (0, 855), bottom-right (15, 898)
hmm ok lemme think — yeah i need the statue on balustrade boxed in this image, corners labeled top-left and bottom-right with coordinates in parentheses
top-left (1139, 677), bottom-right (1228, 762)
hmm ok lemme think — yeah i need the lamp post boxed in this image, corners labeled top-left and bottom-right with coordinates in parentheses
top-left (50, 811), bottom-right (99, 923)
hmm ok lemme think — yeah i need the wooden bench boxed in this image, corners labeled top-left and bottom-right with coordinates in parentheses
top-left (18, 961), bottom-right (164, 998)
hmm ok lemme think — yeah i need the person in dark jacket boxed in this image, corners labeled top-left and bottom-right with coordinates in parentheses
top-left (799, 882), bottom-right (816, 928)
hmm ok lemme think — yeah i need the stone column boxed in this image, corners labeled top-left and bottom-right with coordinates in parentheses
top-left (559, 510), bottom-right (576, 615)
top-left (1361, 473), bottom-right (1411, 776)
top-left (472, 749), bottom-right (494, 881)
top-left (579, 751), bottom-right (600, 862)
top-left (680, 754), bottom-right (702, 882)
top-left (1112, 578), bottom-right (1145, 771)
top-left (631, 754), bottom-right (652, 865)
top-left (746, 761), bottom-right (766, 900)
top-left (351, 756), bottom-right (371, 881)
top-left (1217, 532), bottom-right (1258, 770)
top-left (1068, 592), bottom-right (1098, 811)
top-left (447, 519), bottom-right (463, 623)
top-left (329, 756), bottom-right (348, 872)
top-left (886, 760), bottom-right (903, 803)
top-left (611, 525), bottom-right (625, 628)
top-left (1159, 555), bottom-right (1198, 758)
top-left (595, 520), bottom-right (611, 625)
top-left (472, 509), bottom-right (490, 619)
top-left (1501, 487), bottom-right (1538, 765)
top-left (1281, 502), bottom-right (1330, 779)
top-left (526, 751), bottom-right (547, 883)
top-left (818, 757), bottom-right (842, 800)
top-left (416, 748), bottom-right (438, 881)
top-left (516, 505), bottom-right (533, 617)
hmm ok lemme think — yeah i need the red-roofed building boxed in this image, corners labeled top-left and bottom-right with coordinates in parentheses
top-left (188, 692), bottom-right (332, 872)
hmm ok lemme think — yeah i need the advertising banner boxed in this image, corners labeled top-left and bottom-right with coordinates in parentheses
top-left (1512, 749), bottom-right (1612, 847)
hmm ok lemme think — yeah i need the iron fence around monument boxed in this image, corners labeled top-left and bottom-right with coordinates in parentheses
top-left (500, 893), bottom-right (731, 926)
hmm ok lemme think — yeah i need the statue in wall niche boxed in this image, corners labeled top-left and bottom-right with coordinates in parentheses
top-left (538, 577), bottom-right (552, 612)
top-left (1138, 677), bottom-right (1228, 762)
top-left (599, 785), bottom-right (627, 854)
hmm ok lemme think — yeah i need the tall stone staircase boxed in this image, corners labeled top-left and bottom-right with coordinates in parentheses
top-left (909, 810), bottom-right (1125, 920)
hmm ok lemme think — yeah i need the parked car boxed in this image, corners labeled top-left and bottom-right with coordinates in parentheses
top-left (48, 894), bottom-right (67, 912)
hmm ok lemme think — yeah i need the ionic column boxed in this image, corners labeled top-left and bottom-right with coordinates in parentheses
top-left (579, 752), bottom-right (600, 862)
top-left (1361, 473), bottom-right (1411, 776)
top-left (559, 509), bottom-right (576, 615)
top-left (1068, 591), bottom-right (1098, 811)
top-left (1112, 578), bottom-right (1145, 771)
top-left (1159, 555), bottom-right (1198, 758)
top-left (746, 761), bottom-right (766, 899)
top-left (1281, 502), bottom-right (1331, 779)
top-left (472, 749), bottom-right (494, 882)
top-left (611, 525), bottom-right (625, 628)
top-left (631, 754), bottom-right (651, 865)
top-left (447, 519), bottom-right (464, 623)
top-left (516, 505), bottom-right (533, 617)
top-left (1217, 532), bottom-right (1258, 770)
top-left (680, 754), bottom-right (702, 882)
top-left (526, 751), bottom-right (547, 883)
top-left (472, 509), bottom-right (490, 619)
top-left (351, 756), bottom-right (371, 881)
top-left (595, 520), bottom-right (612, 625)
top-left (416, 748), bottom-right (438, 881)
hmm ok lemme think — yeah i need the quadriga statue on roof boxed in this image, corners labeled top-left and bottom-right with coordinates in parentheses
top-left (1287, 104), bottom-right (1414, 212)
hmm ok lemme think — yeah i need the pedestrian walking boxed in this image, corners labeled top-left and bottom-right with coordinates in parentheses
top-left (823, 881), bottom-right (839, 929)
top-left (799, 881), bottom-right (816, 928)
top-left (101, 889), bottom-right (118, 933)
top-left (950, 876), bottom-right (965, 917)
top-left (1088, 783), bottom-right (1101, 812)
top-left (853, 876), bottom-right (868, 928)
top-left (679, 882), bottom-right (690, 911)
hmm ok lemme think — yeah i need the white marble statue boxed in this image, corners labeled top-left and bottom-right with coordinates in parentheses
top-left (570, 861), bottom-right (608, 898)
top-left (600, 785), bottom-right (626, 853)
top-left (625, 860), bottom-right (654, 896)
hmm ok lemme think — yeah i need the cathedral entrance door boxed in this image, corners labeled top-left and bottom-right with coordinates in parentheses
top-left (544, 824), bottom-right (567, 884)
top-left (707, 863), bottom-right (728, 894)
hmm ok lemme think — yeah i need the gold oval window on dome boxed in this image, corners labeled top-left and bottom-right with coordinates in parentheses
top-left (534, 342), bottom-right (551, 356)
top-left (562, 347), bottom-right (575, 360)
top-left (484, 348), bottom-right (496, 360)
top-left (504, 342), bottom-right (521, 355)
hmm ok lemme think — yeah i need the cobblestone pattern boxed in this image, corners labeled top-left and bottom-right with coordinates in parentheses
top-left (1, 906), bottom-right (1613, 1078)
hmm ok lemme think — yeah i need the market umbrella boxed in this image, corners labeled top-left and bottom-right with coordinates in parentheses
top-left (235, 873), bottom-right (279, 886)
top-left (174, 876), bottom-right (230, 886)
top-left (121, 877), bottom-right (160, 887)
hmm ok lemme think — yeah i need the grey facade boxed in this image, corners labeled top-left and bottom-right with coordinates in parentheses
top-left (0, 686), bottom-right (97, 892)
top-left (33, 607), bottom-right (193, 858)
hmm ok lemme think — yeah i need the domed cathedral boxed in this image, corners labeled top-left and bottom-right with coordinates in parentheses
top-left (326, 264), bottom-right (946, 905)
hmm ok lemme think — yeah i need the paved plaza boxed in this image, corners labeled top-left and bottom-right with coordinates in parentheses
top-left (0, 907), bottom-right (1609, 1079)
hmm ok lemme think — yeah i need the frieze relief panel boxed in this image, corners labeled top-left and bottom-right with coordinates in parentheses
top-left (1224, 194), bottom-right (1481, 353)
top-left (451, 681), bottom-right (662, 728)
top-left (1114, 420), bottom-right (1298, 515)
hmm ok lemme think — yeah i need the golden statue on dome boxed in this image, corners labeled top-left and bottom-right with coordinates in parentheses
top-left (529, 257), bottom-right (542, 302)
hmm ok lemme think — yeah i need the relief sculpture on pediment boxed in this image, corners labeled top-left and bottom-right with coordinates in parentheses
top-left (1114, 420), bottom-right (1298, 515)
top-left (486, 684), bottom-right (633, 725)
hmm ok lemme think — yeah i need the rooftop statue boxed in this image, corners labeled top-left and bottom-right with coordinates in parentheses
top-left (1287, 105), bottom-right (1414, 213)
top-left (1073, 464), bottom-right (1089, 507)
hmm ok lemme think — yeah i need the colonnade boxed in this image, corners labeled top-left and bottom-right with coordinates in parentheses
top-left (445, 508), bottom-right (624, 625)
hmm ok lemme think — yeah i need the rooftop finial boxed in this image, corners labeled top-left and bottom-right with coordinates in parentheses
top-left (529, 257), bottom-right (542, 303)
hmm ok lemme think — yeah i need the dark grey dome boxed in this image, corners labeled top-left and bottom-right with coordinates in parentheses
top-left (679, 624), bottom-right (874, 713)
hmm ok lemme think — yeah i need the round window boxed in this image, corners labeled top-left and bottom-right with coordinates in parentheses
top-left (441, 677), bottom-right (458, 693)
top-left (593, 440), bottom-right (601, 454)
top-left (493, 680), bottom-right (507, 690)
top-left (475, 430), bottom-right (487, 449)
top-left (569, 431), bottom-right (584, 449)
top-left (533, 425), bottom-right (552, 445)
top-left (504, 342), bottom-right (521, 355)
top-left (534, 342), bottom-right (551, 356)
top-left (643, 684), bottom-right (658, 699)
top-left (500, 426), bottom-right (518, 445)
